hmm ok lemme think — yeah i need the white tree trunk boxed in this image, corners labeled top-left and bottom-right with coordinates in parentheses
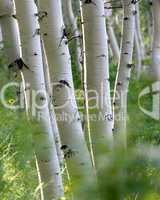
top-left (134, 26), bottom-right (142, 79)
top-left (14, 0), bottom-right (64, 199)
top-left (135, 3), bottom-right (145, 60)
top-left (1, 16), bottom-right (20, 64)
top-left (0, 0), bottom-right (15, 16)
top-left (107, 20), bottom-right (120, 63)
top-left (80, 0), bottom-right (113, 163)
top-left (148, 2), bottom-right (154, 53)
top-left (113, 0), bottom-right (135, 148)
top-left (105, 4), bottom-right (120, 62)
top-left (41, 39), bottom-right (64, 167)
top-left (38, 0), bottom-right (95, 186)
top-left (151, 0), bottom-right (160, 80)
top-left (63, 0), bottom-right (82, 74)
top-left (0, 0), bottom-right (20, 64)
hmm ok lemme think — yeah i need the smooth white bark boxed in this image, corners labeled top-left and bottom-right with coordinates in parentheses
top-left (135, 3), bottom-right (145, 60)
top-left (14, 0), bottom-right (64, 199)
top-left (38, 0), bottom-right (94, 185)
top-left (1, 16), bottom-right (20, 64)
top-left (105, 4), bottom-right (120, 62)
top-left (0, 0), bottom-right (20, 64)
top-left (134, 26), bottom-right (142, 79)
top-left (80, 0), bottom-right (113, 162)
top-left (0, 0), bottom-right (15, 16)
top-left (107, 20), bottom-right (120, 63)
top-left (113, 0), bottom-right (135, 148)
top-left (41, 39), bottom-right (64, 167)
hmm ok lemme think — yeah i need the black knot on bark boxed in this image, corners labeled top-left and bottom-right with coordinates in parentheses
top-left (124, 17), bottom-right (129, 20)
top-left (127, 63), bottom-right (134, 68)
top-left (133, 10), bottom-right (137, 15)
top-left (61, 145), bottom-right (68, 150)
top-left (59, 80), bottom-right (71, 88)
top-left (117, 81), bottom-right (122, 86)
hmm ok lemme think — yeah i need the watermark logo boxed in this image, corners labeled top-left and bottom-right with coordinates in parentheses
top-left (138, 81), bottom-right (160, 120)
top-left (1, 80), bottom-right (160, 121)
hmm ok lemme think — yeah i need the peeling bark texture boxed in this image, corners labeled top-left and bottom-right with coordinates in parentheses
top-left (80, 0), bottom-right (113, 164)
top-left (14, 0), bottom-right (64, 199)
top-left (38, 0), bottom-right (95, 186)
top-left (151, 0), bottom-right (160, 81)
top-left (63, 0), bottom-right (82, 74)
top-left (113, 0), bottom-right (135, 148)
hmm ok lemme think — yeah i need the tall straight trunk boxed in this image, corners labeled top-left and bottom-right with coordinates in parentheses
top-left (147, 2), bottom-right (154, 53)
top-left (107, 22), bottom-right (120, 63)
top-left (105, 4), bottom-right (120, 63)
top-left (63, 0), bottom-right (82, 74)
top-left (14, 0), bottom-right (64, 199)
top-left (113, 0), bottom-right (135, 148)
top-left (38, 0), bottom-right (95, 186)
top-left (80, 0), bottom-right (113, 163)
top-left (41, 39), bottom-right (64, 167)
top-left (151, 0), bottom-right (160, 80)
top-left (135, 3), bottom-right (145, 60)
top-left (134, 25), bottom-right (142, 79)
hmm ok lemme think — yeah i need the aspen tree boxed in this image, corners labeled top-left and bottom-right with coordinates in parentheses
top-left (135, 3), bottom-right (145, 60)
top-left (63, 0), bottom-right (82, 74)
top-left (80, 0), bottom-right (113, 163)
top-left (113, 0), bottom-right (135, 148)
top-left (14, 0), bottom-right (64, 199)
top-left (41, 39), bottom-right (64, 166)
top-left (38, 0), bottom-right (95, 185)
top-left (134, 26), bottom-right (142, 79)
top-left (105, 3), bottom-right (120, 62)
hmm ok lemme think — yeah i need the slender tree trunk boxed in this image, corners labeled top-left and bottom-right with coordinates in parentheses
top-left (151, 0), bottom-right (160, 80)
top-left (14, 0), bottom-right (64, 199)
top-left (113, 0), bottom-right (135, 148)
top-left (38, 0), bottom-right (95, 187)
top-left (135, 3), bottom-right (145, 59)
top-left (134, 26), bottom-right (142, 79)
top-left (41, 39), bottom-right (64, 167)
top-left (148, 1), bottom-right (154, 53)
top-left (80, 0), bottom-right (113, 163)
top-left (63, 0), bottom-right (82, 75)
top-left (105, 5), bottom-right (120, 62)
top-left (62, 0), bottom-right (70, 27)
top-left (0, 24), bottom-right (4, 50)
top-left (107, 22), bottom-right (120, 63)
